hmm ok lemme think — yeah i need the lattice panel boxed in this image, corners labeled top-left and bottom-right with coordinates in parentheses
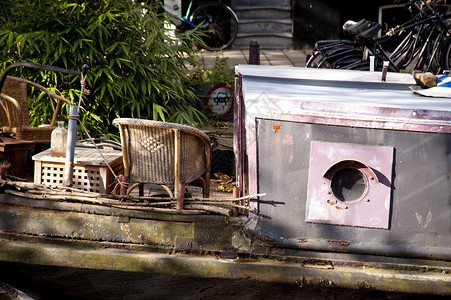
top-left (40, 163), bottom-right (105, 193)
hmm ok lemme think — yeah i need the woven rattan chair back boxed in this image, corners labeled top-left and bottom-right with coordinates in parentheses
top-left (113, 118), bottom-right (210, 198)
top-left (0, 76), bottom-right (28, 129)
top-left (0, 76), bottom-right (71, 143)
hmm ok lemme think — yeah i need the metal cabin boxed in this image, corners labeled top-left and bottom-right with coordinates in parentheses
top-left (234, 65), bottom-right (450, 261)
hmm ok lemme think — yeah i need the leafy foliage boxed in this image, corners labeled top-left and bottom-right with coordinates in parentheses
top-left (0, 0), bottom-right (206, 139)
top-left (189, 51), bottom-right (234, 88)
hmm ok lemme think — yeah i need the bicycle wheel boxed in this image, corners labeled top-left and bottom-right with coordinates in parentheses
top-left (343, 60), bottom-right (371, 71)
top-left (345, 59), bottom-right (399, 72)
top-left (332, 54), bottom-right (364, 69)
top-left (424, 32), bottom-right (442, 74)
top-left (191, 3), bottom-right (238, 51)
top-left (440, 35), bottom-right (451, 71)
top-left (306, 51), bottom-right (330, 68)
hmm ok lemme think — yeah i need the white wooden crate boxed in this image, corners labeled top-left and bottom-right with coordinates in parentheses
top-left (33, 147), bottom-right (123, 194)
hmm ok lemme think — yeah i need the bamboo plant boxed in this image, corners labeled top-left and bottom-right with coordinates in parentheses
top-left (0, 0), bottom-right (206, 140)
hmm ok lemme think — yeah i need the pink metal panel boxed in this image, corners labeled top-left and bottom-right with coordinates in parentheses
top-left (247, 98), bottom-right (451, 134)
top-left (305, 141), bottom-right (394, 229)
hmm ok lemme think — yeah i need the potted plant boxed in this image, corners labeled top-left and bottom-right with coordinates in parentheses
top-left (189, 52), bottom-right (235, 120)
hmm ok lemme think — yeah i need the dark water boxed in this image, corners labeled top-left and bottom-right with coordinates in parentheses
top-left (0, 262), bottom-right (448, 300)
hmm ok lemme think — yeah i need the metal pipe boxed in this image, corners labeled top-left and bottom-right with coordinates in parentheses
top-left (63, 105), bottom-right (78, 187)
top-left (381, 61), bottom-right (389, 82)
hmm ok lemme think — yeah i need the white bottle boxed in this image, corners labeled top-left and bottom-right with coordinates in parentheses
top-left (50, 121), bottom-right (67, 157)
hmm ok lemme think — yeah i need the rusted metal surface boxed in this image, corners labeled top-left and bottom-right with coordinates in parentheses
top-left (328, 240), bottom-right (350, 247)
top-left (254, 117), bottom-right (451, 260)
top-left (235, 65), bottom-right (451, 261)
top-left (233, 73), bottom-right (244, 198)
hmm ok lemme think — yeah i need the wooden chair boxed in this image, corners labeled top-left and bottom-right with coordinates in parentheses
top-left (113, 118), bottom-right (211, 198)
top-left (0, 76), bottom-right (71, 143)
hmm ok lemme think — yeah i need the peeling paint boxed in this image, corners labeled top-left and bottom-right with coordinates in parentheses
top-left (328, 240), bottom-right (350, 246)
top-left (282, 134), bottom-right (293, 145)
top-left (287, 152), bottom-right (293, 163)
top-left (326, 200), bottom-right (336, 205)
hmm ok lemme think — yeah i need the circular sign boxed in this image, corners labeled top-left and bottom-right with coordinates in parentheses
top-left (204, 84), bottom-right (233, 119)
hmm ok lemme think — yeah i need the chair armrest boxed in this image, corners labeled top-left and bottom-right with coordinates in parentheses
top-left (0, 93), bottom-right (22, 128)
top-left (26, 80), bottom-right (71, 126)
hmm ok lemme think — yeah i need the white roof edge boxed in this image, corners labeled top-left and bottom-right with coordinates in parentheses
top-left (236, 64), bottom-right (416, 86)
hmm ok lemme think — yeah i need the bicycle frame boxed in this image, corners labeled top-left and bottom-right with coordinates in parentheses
top-left (345, 8), bottom-right (449, 73)
top-left (374, 13), bottom-right (447, 72)
top-left (180, 1), bottom-right (208, 29)
top-left (161, 0), bottom-right (216, 30)
top-left (159, 0), bottom-right (238, 51)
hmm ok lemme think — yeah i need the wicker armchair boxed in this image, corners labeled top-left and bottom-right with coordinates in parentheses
top-left (113, 118), bottom-right (211, 198)
top-left (0, 76), bottom-right (71, 143)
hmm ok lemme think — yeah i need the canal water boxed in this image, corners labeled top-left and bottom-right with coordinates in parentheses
top-left (0, 262), bottom-right (448, 299)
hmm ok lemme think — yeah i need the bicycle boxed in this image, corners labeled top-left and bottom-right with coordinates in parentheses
top-left (161, 0), bottom-right (239, 51)
top-left (307, 0), bottom-right (451, 74)
top-left (306, 20), bottom-right (380, 69)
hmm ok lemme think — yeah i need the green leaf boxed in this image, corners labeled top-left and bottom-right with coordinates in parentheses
top-left (152, 103), bottom-right (167, 121)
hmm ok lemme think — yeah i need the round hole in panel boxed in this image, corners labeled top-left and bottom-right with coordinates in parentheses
top-left (330, 167), bottom-right (367, 203)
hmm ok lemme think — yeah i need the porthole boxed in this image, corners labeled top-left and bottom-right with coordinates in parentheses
top-left (330, 167), bottom-right (367, 203)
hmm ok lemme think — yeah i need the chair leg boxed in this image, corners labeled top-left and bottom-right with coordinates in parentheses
top-left (159, 185), bottom-right (174, 198)
top-left (126, 182), bottom-right (143, 196)
top-left (196, 177), bottom-right (209, 198)
top-left (203, 174), bottom-right (210, 198)
top-left (176, 182), bottom-right (185, 210)
top-left (138, 184), bottom-right (144, 196)
top-left (119, 175), bottom-right (130, 196)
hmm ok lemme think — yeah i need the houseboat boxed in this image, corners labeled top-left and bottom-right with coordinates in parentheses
top-left (0, 64), bottom-right (449, 298)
